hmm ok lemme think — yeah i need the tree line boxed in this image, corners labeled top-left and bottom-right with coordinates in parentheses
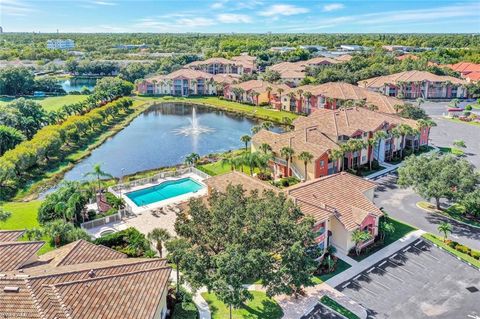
top-left (0, 97), bottom-right (133, 199)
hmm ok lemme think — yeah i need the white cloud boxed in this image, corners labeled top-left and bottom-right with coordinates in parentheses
top-left (323, 3), bottom-right (344, 12)
top-left (1, 0), bottom-right (35, 16)
top-left (259, 4), bottom-right (309, 17)
top-left (217, 13), bottom-right (252, 23)
top-left (210, 1), bottom-right (225, 9)
top-left (177, 17), bottom-right (216, 27)
top-left (91, 1), bottom-right (116, 6)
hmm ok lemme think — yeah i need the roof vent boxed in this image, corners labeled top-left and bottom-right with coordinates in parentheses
top-left (88, 269), bottom-right (96, 278)
top-left (466, 286), bottom-right (479, 293)
top-left (3, 286), bottom-right (20, 293)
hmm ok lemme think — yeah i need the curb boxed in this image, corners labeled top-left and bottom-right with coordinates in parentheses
top-left (422, 237), bottom-right (480, 271)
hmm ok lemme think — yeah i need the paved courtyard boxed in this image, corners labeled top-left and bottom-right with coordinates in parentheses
top-left (336, 239), bottom-right (480, 319)
top-left (374, 173), bottom-right (480, 251)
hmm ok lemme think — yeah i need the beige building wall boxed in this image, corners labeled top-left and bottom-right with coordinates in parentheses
top-left (153, 288), bottom-right (169, 319)
top-left (330, 217), bottom-right (351, 254)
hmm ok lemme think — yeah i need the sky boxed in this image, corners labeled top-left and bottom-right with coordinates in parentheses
top-left (1, 0), bottom-right (480, 33)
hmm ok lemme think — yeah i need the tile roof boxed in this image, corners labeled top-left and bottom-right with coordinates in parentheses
top-left (268, 62), bottom-right (306, 80)
top-left (204, 171), bottom-right (279, 195)
top-left (300, 57), bottom-right (340, 66)
top-left (0, 241), bottom-right (44, 272)
top-left (283, 82), bottom-right (404, 114)
top-left (228, 80), bottom-right (289, 93)
top-left (465, 72), bottom-right (480, 82)
top-left (292, 107), bottom-right (417, 138)
top-left (186, 57), bottom-right (246, 68)
top-left (0, 230), bottom-right (25, 242)
top-left (286, 172), bottom-right (383, 230)
top-left (395, 54), bottom-right (419, 61)
top-left (358, 70), bottom-right (466, 89)
top-left (212, 73), bottom-right (240, 84)
top-left (38, 240), bottom-right (127, 267)
top-left (231, 55), bottom-right (256, 69)
top-left (335, 54), bottom-right (353, 62)
top-left (147, 69), bottom-right (214, 82)
top-left (47, 267), bottom-right (171, 319)
top-left (446, 62), bottom-right (480, 74)
top-left (0, 278), bottom-right (42, 319)
top-left (252, 128), bottom-right (339, 159)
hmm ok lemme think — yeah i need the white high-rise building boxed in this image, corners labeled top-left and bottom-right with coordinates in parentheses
top-left (46, 39), bottom-right (75, 50)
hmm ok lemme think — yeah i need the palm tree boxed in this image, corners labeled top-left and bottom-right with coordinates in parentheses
top-left (298, 151), bottom-right (314, 181)
top-left (366, 137), bottom-right (378, 171)
top-left (148, 228), bottom-right (171, 258)
top-left (261, 121), bottom-right (274, 131)
top-left (280, 146), bottom-right (294, 177)
top-left (296, 89), bottom-right (304, 112)
top-left (240, 135), bottom-right (251, 151)
top-left (346, 139), bottom-right (365, 169)
top-left (417, 119), bottom-right (436, 148)
top-left (251, 125), bottom-right (262, 135)
top-left (437, 222), bottom-right (452, 242)
top-left (390, 128), bottom-right (402, 160)
top-left (84, 163), bottom-right (113, 193)
top-left (259, 143), bottom-right (272, 154)
top-left (351, 229), bottom-right (372, 256)
top-left (303, 91), bottom-right (312, 113)
top-left (276, 87), bottom-right (284, 102)
top-left (266, 86), bottom-right (273, 101)
top-left (185, 153), bottom-right (200, 167)
top-left (379, 214), bottom-right (395, 241)
top-left (329, 148), bottom-right (344, 172)
top-left (241, 152), bottom-right (260, 176)
top-left (397, 124), bottom-right (414, 158)
top-left (373, 130), bottom-right (388, 163)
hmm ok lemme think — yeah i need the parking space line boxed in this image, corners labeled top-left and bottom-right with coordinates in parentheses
top-left (367, 267), bottom-right (375, 273)
top-left (401, 254), bottom-right (426, 269)
top-left (387, 258), bottom-right (414, 275)
top-left (375, 267), bottom-right (405, 283)
top-left (359, 273), bottom-right (390, 290)
top-left (341, 282), bottom-right (351, 289)
top-left (350, 281), bottom-right (378, 296)
top-left (410, 245), bottom-right (439, 261)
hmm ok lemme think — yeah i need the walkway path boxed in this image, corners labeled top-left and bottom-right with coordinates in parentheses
top-left (170, 270), bottom-right (211, 319)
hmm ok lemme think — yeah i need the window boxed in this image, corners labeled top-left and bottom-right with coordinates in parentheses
top-left (320, 160), bottom-right (324, 166)
top-left (362, 155), bottom-right (367, 162)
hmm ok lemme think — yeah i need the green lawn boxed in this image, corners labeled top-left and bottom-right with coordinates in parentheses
top-left (202, 291), bottom-right (283, 319)
top-left (0, 200), bottom-right (54, 254)
top-left (312, 258), bottom-right (351, 284)
top-left (351, 218), bottom-right (417, 261)
top-left (320, 296), bottom-right (359, 319)
top-left (0, 95), bottom-right (89, 112)
top-left (172, 301), bottom-right (198, 319)
top-left (417, 202), bottom-right (480, 228)
top-left (422, 233), bottom-right (480, 268)
top-left (197, 149), bottom-right (262, 176)
top-left (136, 96), bottom-right (300, 124)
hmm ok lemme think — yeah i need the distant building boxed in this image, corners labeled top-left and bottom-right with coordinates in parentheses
top-left (339, 44), bottom-right (364, 52)
top-left (299, 45), bottom-right (328, 51)
top-left (270, 46), bottom-right (296, 53)
top-left (46, 39), bottom-right (75, 50)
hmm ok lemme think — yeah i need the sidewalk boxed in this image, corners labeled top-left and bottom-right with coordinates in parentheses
top-left (326, 229), bottom-right (425, 287)
top-left (170, 270), bottom-right (211, 319)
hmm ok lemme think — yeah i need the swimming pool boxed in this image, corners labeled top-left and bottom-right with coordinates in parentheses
top-left (125, 178), bottom-right (204, 206)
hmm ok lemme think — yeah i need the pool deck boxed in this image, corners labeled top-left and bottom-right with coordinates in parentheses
top-left (120, 172), bottom-right (207, 214)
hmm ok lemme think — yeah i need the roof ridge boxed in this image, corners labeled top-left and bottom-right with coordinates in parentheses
top-left (53, 240), bottom-right (82, 266)
top-left (286, 172), bottom-right (343, 192)
top-left (0, 240), bottom-right (45, 246)
top-left (48, 266), bottom-right (171, 288)
top-left (28, 258), bottom-right (167, 280)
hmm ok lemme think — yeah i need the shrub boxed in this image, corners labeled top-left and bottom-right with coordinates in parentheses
top-left (465, 105), bottom-right (473, 111)
top-left (455, 244), bottom-right (471, 255)
top-left (470, 251), bottom-right (480, 260)
top-left (94, 227), bottom-right (154, 257)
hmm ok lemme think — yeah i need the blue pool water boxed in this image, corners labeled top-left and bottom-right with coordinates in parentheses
top-left (125, 178), bottom-right (204, 206)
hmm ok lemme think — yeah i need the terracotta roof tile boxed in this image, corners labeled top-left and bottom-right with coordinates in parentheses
top-left (0, 230), bottom-right (25, 242)
top-left (287, 172), bottom-right (382, 229)
top-left (204, 171), bottom-right (279, 195)
top-left (228, 80), bottom-right (289, 93)
top-left (0, 241), bottom-right (43, 272)
top-left (358, 70), bottom-right (466, 88)
top-left (446, 62), bottom-right (480, 74)
top-left (0, 278), bottom-right (42, 319)
top-left (38, 240), bottom-right (127, 267)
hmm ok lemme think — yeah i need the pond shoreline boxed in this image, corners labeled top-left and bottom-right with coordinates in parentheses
top-left (20, 97), bottom-right (286, 200)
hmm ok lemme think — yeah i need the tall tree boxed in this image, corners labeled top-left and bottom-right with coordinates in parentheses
top-left (165, 237), bottom-right (190, 298)
top-left (437, 222), bottom-right (452, 242)
top-left (240, 135), bottom-right (251, 151)
top-left (0, 125), bottom-right (25, 156)
top-left (298, 151), bottom-right (314, 181)
top-left (398, 154), bottom-right (479, 210)
top-left (84, 163), bottom-right (113, 192)
top-left (280, 146), bottom-right (295, 177)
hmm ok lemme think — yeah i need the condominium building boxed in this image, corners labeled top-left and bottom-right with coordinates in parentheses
top-left (0, 234), bottom-right (171, 319)
top-left (358, 70), bottom-right (468, 99)
top-left (46, 39), bottom-right (75, 50)
top-left (276, 82), bottom-right (405, 114)
top-left (184, 55), bottom-right (256, 75)
top-left (252, 107), bottom-right (427, 181)
top-left (223, 80), bottom-right (290, 105)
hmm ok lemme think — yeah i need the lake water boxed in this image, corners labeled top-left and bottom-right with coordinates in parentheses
top-left (61, 102), bottom-right (282, 182)
top-left (61, 78), bottom-right (97, 92)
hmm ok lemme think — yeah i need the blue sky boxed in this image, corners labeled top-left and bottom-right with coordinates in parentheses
top-left (1, 0), bottom-right (479, 33)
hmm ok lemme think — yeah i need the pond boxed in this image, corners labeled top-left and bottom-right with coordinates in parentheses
top-left (61, 78), bottom-right (97, 92)
top-left (61, 102), bottom-right (283, 182)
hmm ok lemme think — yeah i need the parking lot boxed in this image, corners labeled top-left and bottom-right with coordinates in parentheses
top-left (301, 304), bottom-right (344, 319)
top-left (336, 239), bottom-right (480, 319)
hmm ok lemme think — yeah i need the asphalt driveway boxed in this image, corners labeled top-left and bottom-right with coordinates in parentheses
top-left (373, 173), bottom-right (480, 251)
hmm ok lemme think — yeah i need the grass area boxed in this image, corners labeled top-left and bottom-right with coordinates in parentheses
top-left (172, 301), bottom-right (198, 319)
top-left (202, 291), bottom-right (283, 319)
top-left (196, 149), bottom-right (261, 176)
top-left (446, 118), bottom-right (480, 127)
top-left (350, 217), bottom-right (417, 261)
top-left (422, 233), bottom-right (480, 268)
top-left (312, 258), bottom-right (351, 284)
top-left (0, 200), bottom-right (54, 254)
top-left (320, 296), bottom-right (359, 319)
top-left (417, 201), bottom-right (480, 228)
top-left (468, 103), bottom-right (480, 110)
top-left (0, 95), bottom-right (89, 112)
top-left (135, 96), bottom-right (300, 124)
top-left (438, 146), bottom-right (465, 156)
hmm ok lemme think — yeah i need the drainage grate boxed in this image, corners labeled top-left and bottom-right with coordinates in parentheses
top-left (466, 286), bottom-right (479, 293)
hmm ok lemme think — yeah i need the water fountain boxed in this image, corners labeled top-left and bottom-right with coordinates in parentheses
top-left (173, 106), bottom-right (215, 136)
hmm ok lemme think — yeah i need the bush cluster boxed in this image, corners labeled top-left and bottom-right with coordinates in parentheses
top-left (448, 240), bottom-right (480, 260)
